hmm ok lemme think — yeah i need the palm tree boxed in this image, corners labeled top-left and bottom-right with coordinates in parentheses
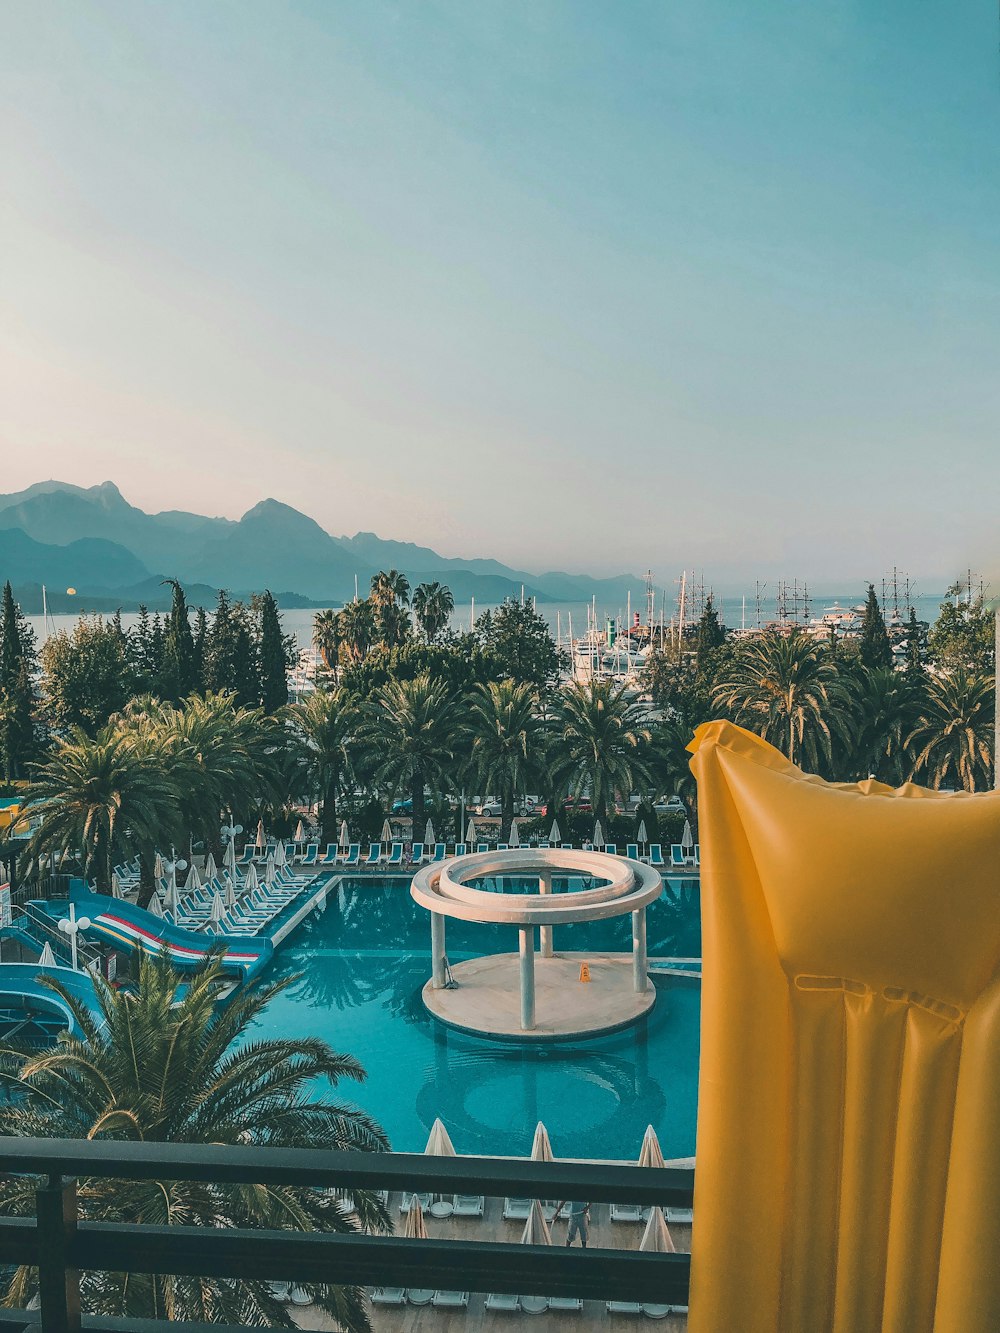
top-left (412, 582), bottom-right (455, 643)
top-left (375, 599), bottom-right (412, 650)
top-left (20, 726), bottom-right (180, 893)
top-left (362, 673), bottom-right (463, 844)
top-left (369, 569), bottom-right (410, 611)
top-left (465, 680), bottom-right (544, 843)
top-left (286, 687), bottom-right (360, 846)
top-left (0, 952), bottom-right (389, 1329)
top-left (313, 609), bottom-right (343, 676)
top-left (844, 665), bottom-right (917, 784)
top-left (712, 629), bottom-right (850, 771)
top-left (338, 599), bottom-right (376, 664)
top-left (551, 680), bottom-right (654, 821)
top-left (906, 668), bottom-right (995, 791)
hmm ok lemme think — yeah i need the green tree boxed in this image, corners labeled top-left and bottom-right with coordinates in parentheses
top-left (694, 595), bottom-right (726, 664)
top-left (21, 725), bottom-right (179, 892)
top-left (927, 581), bottom-right (995, 673)
top-left (0, 583), bottom-right (37, 781)
top-left (370, 569), bottom-right (410, 611)
top-left (255, 590), bottom-right (291, 713)
top-left (0, 952), bottom-right (389, 1330)
top-left (204, 592), bottom-right (259, 706)
top-left (159, 580), bottom-right (197, 702)
top-left (339, 599), bottom-right (377, 664)
top-left (859, 584), bottom-right (893, 671)
top-left (362, 673), bottom-right (463, 844)
top-left (412, 582), bottom-right (455, 643)
top-left (286, 687), bottom-right (360, 845)
top-left (475, 599), bottom-right (565, 688)
top-left (192, 604), bottom-right (208, 688)
top-left (465, 680), bottom-right (545, 843)
top-left (374, 599), bottom-right (412, 651)
top-left (41, 619), bottom-right (133, 736)
top-left (712, 629), bottom-right (851, 772)
top-left (131, 605), bottom-right (161, 694)
top-left (313, 608), bottom-right (343, 676)
top-left (844, 664), bottom-right (917, 784)
top-left (551, 679), bottom-right (654, 821)
top-left (906, 668), bottom-right (995, 791)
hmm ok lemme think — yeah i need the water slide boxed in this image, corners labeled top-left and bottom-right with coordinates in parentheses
top-left (32, 887), bottom-right (273, 981)
top-left (0, 962), bottom-right (104, 1040)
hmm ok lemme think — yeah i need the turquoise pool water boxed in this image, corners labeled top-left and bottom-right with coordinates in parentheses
top-left (248, 875), bottom-right (701, 1161)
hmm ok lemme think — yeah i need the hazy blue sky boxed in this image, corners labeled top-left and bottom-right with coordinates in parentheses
top-left (2, 2), bottom-right (998, 584)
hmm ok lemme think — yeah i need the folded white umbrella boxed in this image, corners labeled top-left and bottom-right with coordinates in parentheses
top-left (403, 1195), bottom-right (428, 1240)
top-left (639, 1206), bottom-right (675, 1253)
top-left (509, 820), bottom-right (520, 848)
top-left (146, 894), bottom-right (164, 919)
top-left (274, 840), bottom-right (287, 868)
top-left (593, 819), bottom-right (605, 849)
top-left (209, 891), bottom-right (225, 926)
top-left (244, 862), bottom-right (260, 893)
top-left (223, 840), bottom-right (236, 871)
top-left (163, 876), bottom-right (179, 915)
top-left (520, 1199), bottom-right (552, 1247)
top-left (186, 862), bottom-right (203, 892)
top-left (638, 1124), bottom-right (666, 1169)
top-left (636, 820), bottom-right (648, 845)
top-left (38, 942), bottom-right (56, 967)
top-left (110, 873), bottom-right (123, 900)
top-left (339, 820), bottom-right (350, 850)
top-left (264, 853), bottom-right (277, 885)
top-left (203, 851), bottom-right (217, 880)
top-left (530, 1122), bottom-right (554, 1163)
top-left (424, 1118), bottom-right (457, 1157)
top-left (549, 818), bottom-right (561, 844)
top-left (224, 877), bottom-right (237, 909)
top-left (153, 852), bottom-right (165, 880)
top-left (681, 819), bottom-right (694, 851)
top-left (255, 819), bottom-right (266, 852)
top-left (293, 819), bottom-right (306, 843)
top-left (465, 818), bottom-right (476, 845)
top-left (380, 819), bottom-right (393, 845)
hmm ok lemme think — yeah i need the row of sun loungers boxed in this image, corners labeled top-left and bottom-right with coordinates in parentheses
top-left (372, 1290), bottom-right (684, 1317)
top-left (283, 840), bottom-right (701, 868)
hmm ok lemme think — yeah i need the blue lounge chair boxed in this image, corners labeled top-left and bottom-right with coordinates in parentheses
top-left (453, 843), bottom-right (467, 857)
top-left (432, 843), bottom-right (447, 862)
top-left (386, 842), bottom-right (403, 866)
top-left (409, 842), bottom-right (425, 865)
top-left (238, 845), bottom-right (254, 865)
top-left (649, 843), bottom-right (665, 867)
top-left (476, 842), bottom-right (489, 854)
top-left (341, 843), bottom-right (360, 867)
top-left (497, 843), bottom-right (509, 852)
top-left (560, 842), bottom-right (573, 850)
top-left (320, 843), bottom-right (339, 865)
top-left (301, 843), bottom-right (319, 865)
top-left (626, 843), bottom-right (639, 860)
top-left (670, 844), bottom-right (686, 868)
top-left (605, 843), bottom-right (618, 856)
top-left (365, 843), bottom-right (381, 866)
top-left (694, 844), bottom-right (701, 867)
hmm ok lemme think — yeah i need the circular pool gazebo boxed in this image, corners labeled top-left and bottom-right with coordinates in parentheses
top-left (410, 848), bottom-right (663, 1041)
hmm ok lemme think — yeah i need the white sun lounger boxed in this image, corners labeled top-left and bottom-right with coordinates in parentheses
top-left (549, 1295), bottom-right (584, 1312)
top-left (607, 1300), bottom-right (643, 1314)
top-left (371, 1288), bottom-right (405, 1305)
top-left (666, 1207), bottom-right (693, 1224)
top-left (485, 1292), bottom-right (520, 1312)
top-left (432, 1290), bottom-right (469, 1308)
top-left (502, 1197), bottom-right (532, 1221)
top-left (452, 1194), bottom-right (484, 1217)
top-left (610, 1202), bottom-right (644, 1223)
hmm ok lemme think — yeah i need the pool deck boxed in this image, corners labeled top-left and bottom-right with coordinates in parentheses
top-left (291, 1192), bottom-right (690, 1331)
top-left (422, 952), bottom-right (656, 1041)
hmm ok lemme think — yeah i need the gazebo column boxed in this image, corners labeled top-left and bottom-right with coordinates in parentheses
top-left (431, 911), bottom-right (447, 989)
top-left (632, 906), bottom-right (648, 993)
top-left (519, 926), bottom-right (536, 1030)
top-left (538, 871), bottom-right (553, 958)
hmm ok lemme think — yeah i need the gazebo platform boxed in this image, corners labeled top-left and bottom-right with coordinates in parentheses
top-left (422, 952), bottom-right (656, 1042)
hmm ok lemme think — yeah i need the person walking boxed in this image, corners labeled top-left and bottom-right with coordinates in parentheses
top-left (555, 1199), bottom-right (590, 1248)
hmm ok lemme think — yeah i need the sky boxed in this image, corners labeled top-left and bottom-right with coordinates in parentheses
top-left (1, 1), bottom-right (999, 586)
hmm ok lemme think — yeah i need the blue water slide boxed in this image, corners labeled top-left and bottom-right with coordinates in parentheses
top-left (0, 962), bottom-right (104, 1039)
top-left (34, 887), bottom-right (273, 980)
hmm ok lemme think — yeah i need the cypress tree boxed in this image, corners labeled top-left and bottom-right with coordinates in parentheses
top-left (0, 582), bottom-right (37, 781)
top-left (149, 614), bottom-right (165, 694)
top-left (204, 591), bottom-right (235, 694)
top-left (860, 584), bottom-right (893, 671)
top-left (256, 591), bottom-right (289, 713)
top-left (229, 602), bottom-right (260, 708)
top-left (160, 580), bottom-right (197, 702)
top-left (192, 606), bottom-right (208, 691)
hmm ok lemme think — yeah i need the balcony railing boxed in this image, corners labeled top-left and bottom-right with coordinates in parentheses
top-left (0, 1137), bottom-right (694, 1331)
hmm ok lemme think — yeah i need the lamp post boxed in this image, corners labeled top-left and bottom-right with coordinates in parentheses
top-left (165, 849), bottom-right (188, 891)
top-left (57, 902), bottom-right (92, 971)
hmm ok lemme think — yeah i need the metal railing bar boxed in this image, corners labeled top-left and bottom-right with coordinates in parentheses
top-left (0, 1139), bottom-right (694, 1206)
top-left (68, 1223), bottom-right (691, 1303)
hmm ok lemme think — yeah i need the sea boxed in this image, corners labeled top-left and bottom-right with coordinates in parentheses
top-left (24, 590), bottom-right (951, 654)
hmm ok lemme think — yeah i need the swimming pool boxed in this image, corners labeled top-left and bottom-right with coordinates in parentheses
top-left (248, 875), bottom-right (701, 1161)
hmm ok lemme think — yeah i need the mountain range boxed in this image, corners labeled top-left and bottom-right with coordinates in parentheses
top-left (0, 481), bottom-right (647, 613)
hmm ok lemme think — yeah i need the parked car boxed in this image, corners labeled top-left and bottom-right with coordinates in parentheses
top-left (654, 796), bottom-right (686, 814)
top-left (479, 800), bottom-right (503, 817)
